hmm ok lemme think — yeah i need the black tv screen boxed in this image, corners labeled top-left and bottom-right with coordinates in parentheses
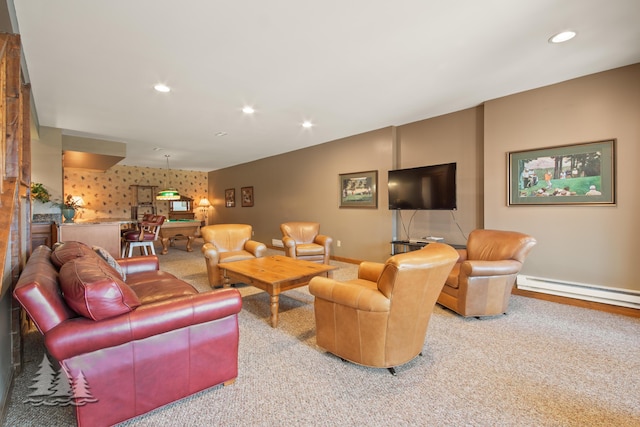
top-left (388, 163), bottom-right (457, 210)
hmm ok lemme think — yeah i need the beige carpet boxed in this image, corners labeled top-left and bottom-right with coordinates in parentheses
top-left (5, 241), bottom-right (640, 426)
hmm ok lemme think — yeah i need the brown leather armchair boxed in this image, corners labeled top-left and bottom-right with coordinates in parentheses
top-left (201, 224), bottom-right (267, 287)
top-left (309, 243), bottom-right (458, 374)
top-left (280, 222), bottom-right (332, 264)
top-left (437, 229), bottom-right (537, 317)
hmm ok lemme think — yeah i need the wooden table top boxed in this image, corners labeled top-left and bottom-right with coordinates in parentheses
top-left (222, 255), bottom-right (337, 285)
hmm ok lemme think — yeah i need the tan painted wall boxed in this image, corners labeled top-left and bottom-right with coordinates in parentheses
top-left (395, 107), bottom-right (483, 245)
top-left (209, 127), bottom-right (396, 262)
top-left (208, 112), bottom-right (484, 263)
top-left (31, 127), bottom-right (63, 214)
top-left (484, 64), bottom-right (639, 291)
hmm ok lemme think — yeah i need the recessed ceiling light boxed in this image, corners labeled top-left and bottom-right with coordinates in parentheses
top-left (215, 131), bottom-right (228, 137)
top-left (242, 106), bottom-right (255, 114)
top-left (154, 83), bottom-right (171, 93)
top-left (549, 31), bottom-right (577, 44)
top-left (302, 121), bottom-right (313, 128)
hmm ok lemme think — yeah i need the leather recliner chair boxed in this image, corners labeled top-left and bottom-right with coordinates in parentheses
top-left (437, 229), bottom-right (537, 317)
top-left (309, 243), bottom-right (458, 374)
top-left (280, 222), bottom-right (332, 264)
top-left (201, 224), bottom-right (267, 287)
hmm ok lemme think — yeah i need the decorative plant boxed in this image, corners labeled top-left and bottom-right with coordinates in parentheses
top-left (61, 194), bottom-right (82, 209)
top-left (30, 182), bottom-right (51, 203)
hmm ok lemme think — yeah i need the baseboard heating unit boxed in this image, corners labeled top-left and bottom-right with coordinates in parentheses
top-left (517, 275), bottom-right (640, 310)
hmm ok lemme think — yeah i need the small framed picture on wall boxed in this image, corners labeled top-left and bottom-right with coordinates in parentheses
top-left (241, 186), bottom-right (254, 207)
top-left (225, 188), bottom-right (235, 207)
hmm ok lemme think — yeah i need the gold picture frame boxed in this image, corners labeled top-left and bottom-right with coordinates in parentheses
top-left (339, 170), bottom-right (378, 208)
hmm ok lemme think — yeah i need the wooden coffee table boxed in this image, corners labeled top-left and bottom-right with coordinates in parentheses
top-left (221, 255), bottom-right (337, 327)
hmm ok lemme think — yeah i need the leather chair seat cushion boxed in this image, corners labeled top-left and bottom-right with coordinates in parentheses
top-left (127, 271), bottom-right (198, 304)
top-left (123, 230), bottom-right (156, 241)
top-left (50, 241), bottom-right (100, 268)
top-left (59, 257), bottom-right (141, 321)
top-left (445, 264), bottom-right (461, 289)
top-left (220, 251), bottom-right (257, 263)
top-left (295, 243), bottom-right (324, 256)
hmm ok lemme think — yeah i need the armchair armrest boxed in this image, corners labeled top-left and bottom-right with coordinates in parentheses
top-left (314, 234), bottom-right (333, 249)
top-left (244, 239), bottom-right (267, 257)
top-left (309, 277), bottom-right (390, 312)
top-left (117, 255), bottom-right (159, 275)
top-left (461, 259), bottom-right (522, 277)
top-left (358, 261), bottom-right (385, 282)
top-left (282, 236), bottom-right (296, 249)
top-left (45, 288), bottom-right (242, 361)
top-left (456, 248), bottom-right (467, 262)
top-left (202, 242), bottom-right (220, 264)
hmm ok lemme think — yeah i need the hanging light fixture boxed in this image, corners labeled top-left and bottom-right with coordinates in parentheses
top-left (156, 155), bottom-right (181, 201)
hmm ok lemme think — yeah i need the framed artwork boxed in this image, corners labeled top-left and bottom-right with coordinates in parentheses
top-left (225, 188), bottom-right (235, 207)
top-left (339, 170), bottom-right (378, 208)
top-left (508, 139), bottom-right (616, 206)
top-left (241, 186), bottom-right (254, 207)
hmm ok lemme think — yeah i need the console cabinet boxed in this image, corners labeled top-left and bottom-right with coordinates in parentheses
top-left (31, 223), bottom-right (54, 249)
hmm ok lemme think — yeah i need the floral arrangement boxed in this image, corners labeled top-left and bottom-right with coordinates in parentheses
top-left (61, 194), bottom-right (82, 209)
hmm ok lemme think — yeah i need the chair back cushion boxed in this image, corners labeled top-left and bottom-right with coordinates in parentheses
top-left (50, 241), bottom-right (99, 268)
top-left (466, 229), bottom-right (537, 262)
top-left (201, 224), bottom-right (252, 252)
top-left (280, 222), bottom-right (320, 243)
top-left (377, 243), bottom-right (458, 363)
top-left (59, 256), bottom-right (141, 321)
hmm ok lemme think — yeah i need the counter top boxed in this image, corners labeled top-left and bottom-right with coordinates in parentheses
top-left (64, 218), bottom-right (135, 225)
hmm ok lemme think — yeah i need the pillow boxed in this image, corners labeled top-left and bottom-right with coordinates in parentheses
top-left (50, 241), bottom-right (98, 268)
top-left (59, 257), bottom-right (140, 321)
top-left (93, 246), bottom-right (126, 280)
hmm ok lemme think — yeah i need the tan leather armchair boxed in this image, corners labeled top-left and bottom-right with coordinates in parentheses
top-left (309, 243), bottom-right (458, 374)
top-left (437, 229), bottom-right (537, 317)
top-left (280, 222), bottom-right (332, 264)
top-left (201, 224), bottom-right (267, 287)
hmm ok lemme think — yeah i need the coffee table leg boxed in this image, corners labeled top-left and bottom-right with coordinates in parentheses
top-left (270, 294), bottom-right (279, 328)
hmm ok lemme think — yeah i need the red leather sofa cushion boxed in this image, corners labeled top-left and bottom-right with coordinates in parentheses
top-left (59, 256), bottom-right (141, 320)
top-left (50, 240), bottom-right (99, 268)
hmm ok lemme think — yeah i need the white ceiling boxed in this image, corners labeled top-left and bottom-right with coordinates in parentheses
top-left (10, 0), bottom-right (640, 172)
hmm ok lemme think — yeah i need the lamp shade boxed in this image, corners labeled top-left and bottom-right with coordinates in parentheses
top-left (198, 198), bottom-right (211, 208)
top-left (156, 188), bottom-right (181, 200)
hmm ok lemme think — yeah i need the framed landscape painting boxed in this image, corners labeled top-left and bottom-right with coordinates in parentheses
top-left (508, 139), bottom-right (616, 206)
top-left (339, 170), bottom-right (377, 208)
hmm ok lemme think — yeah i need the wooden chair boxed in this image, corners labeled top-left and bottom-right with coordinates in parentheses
top-left (121, 215), bottom-right (165, 257)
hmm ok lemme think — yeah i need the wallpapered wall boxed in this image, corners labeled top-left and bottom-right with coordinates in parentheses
top-left (64, 165), bottom-right (209, 221)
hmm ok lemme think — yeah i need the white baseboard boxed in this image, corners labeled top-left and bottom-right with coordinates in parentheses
top-left (516, 275), bottom-right (640, 310)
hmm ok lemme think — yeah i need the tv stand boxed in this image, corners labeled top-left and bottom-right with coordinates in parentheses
top-left (391, 240), bottom-right (465, 255)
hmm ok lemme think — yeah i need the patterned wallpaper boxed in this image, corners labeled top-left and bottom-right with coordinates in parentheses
top-left (64, 165), bottom-right (209, 221)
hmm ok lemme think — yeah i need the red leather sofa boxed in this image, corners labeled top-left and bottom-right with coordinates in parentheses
top-left (14, 241), bottom-right (242, 427)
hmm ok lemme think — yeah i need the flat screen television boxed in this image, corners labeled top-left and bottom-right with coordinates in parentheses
top-left (388, 163), bottom-right (457, 210)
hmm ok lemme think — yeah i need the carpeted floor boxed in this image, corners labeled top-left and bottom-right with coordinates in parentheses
top-left (5, 241), bottom-right (640, 426)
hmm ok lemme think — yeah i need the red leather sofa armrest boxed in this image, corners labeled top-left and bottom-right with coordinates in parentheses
top-left (117, 255), bottom-right (160, 275)
top-left (45, 288), bottom-right (242, 361)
